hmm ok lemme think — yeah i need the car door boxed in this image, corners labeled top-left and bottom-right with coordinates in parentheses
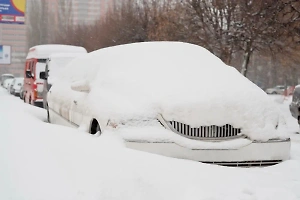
top-left (68, 79), bottom-right (91, 127)
top-left (70, 91), bottom-right (88, 127)
top-left (47, 85), bottom-right (73, 126)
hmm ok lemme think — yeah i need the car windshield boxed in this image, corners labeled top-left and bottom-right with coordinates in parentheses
top-left (48, 57), bottom-right (76, 78)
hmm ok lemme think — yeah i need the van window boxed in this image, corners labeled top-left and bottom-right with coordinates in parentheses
top-left (25, 61), bottom-right (30, 71)
top-left (30, 61), bottom-right (34, 73)
top-left (36, 62), bottom-right (46, 79)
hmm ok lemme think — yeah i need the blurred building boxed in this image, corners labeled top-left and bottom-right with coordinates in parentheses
top-left (0, 23), bottom-right (26, 76)
top-left (0, 0), bottom-right (112, 76)
top-left (73, 0), bottom-right (109, 25)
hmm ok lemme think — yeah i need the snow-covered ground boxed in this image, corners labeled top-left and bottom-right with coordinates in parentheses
top-left (0, 88), bottom-right (300, 200)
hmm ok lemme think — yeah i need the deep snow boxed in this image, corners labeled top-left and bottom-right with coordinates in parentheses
top-left (0, 88), bottom-right (300, 200)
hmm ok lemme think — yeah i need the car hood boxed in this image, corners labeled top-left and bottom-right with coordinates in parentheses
top-left (87, 84), bottom-right (284, 141)
top-left (13, 85), bottom-right (21, 90)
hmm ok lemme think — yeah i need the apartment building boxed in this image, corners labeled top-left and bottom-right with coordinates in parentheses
top-left (0, 23), bottom-right (26, 76)
top-left (0, 0), bottom-right (112, 76)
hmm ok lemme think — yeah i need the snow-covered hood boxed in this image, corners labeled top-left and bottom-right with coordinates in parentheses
top-left (13, 85), bottom-right (21, 91)
top-left (54, 42), bottom-right (287, 140)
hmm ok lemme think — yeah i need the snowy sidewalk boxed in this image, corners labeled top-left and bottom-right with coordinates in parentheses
top-left (0, 88), bottom-right (300, 200)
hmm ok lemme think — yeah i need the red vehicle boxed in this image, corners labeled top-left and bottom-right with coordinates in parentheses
top-left (23, 45), bottom-right (87, 107)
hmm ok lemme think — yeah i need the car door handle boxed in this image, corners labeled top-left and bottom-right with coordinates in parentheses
top-left (27, 82), bottom-right (31, 85)
top-left (73, 100), bottom-right (77, 105)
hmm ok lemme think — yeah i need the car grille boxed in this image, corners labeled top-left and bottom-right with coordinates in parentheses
top-left (169, 121), bottom-right (241, 140)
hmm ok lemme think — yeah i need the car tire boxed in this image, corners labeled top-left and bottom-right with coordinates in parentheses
top-left (96, 124), bottom-right (101, 134)
top-left (90, 119), bottom-right (101, 135)
top-left (29, 96), bottom-right (32, 105)
top-left (272, 91), bottom-right (277, 94)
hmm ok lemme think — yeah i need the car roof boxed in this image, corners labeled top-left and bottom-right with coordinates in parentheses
top-left (26, 45), bottom-right (87, 59)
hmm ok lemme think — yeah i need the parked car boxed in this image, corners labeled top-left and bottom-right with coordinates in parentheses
top-left (10, 77), bottom-right (24, 96)
top-left (0, 73), bottom-right (14, 87)
top-left (289, 85), bottom-right (300, 124)
top-left (47, 42), bottom-right (290, 166)
top-left (3, 78), bottom-right (14, 91)
top-left (23, 44), bottom-right (87, 107)
top-left (40, 53), bottom-right (87, 110)
top-left (20, 84), bottom-right (24, 100)
top-left (9, 78), bottom-right (16, 94)
top-left (265, 85), bottom-right (285, 94)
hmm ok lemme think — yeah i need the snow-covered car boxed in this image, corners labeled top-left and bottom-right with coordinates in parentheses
top-left (265, 85), bottom-right (285, 94)
top-left (3, 78), bottom-right (14, 90)
top-left (19, 85), bottom-right (24, 100)
top-left (0, 73), bottom-right (14, 87)
top-left (10, 77), bottom-right (24, 96)
top-left (47, 42), bottom-right (290, 166)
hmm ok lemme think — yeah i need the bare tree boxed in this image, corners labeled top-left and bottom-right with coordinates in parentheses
top-left (26, 0), bottom-right (52, 49)
top-left (185, 0), bottom-right (300, 77)
top-left (50, 0), bottom-right (74, 43)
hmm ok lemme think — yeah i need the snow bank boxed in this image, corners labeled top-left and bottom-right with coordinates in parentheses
top-left (52, 42), bottom-right (287, 141)
top-left (0, 88), bottom-right (300, 200)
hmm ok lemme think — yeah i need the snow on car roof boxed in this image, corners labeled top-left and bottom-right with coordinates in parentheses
top-left (1, 73), bottom-right (14, 77)
top-left (55, 41), bottom-right (288, 141)
top-left (26, 45), bottom-right (87, 59)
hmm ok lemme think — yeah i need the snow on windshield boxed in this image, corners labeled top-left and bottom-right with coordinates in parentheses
top-left (48, 55), bottom-right (85, 84)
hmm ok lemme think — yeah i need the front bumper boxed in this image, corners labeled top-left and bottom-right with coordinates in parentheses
top-left (125, 138), bottom-right (291, 166)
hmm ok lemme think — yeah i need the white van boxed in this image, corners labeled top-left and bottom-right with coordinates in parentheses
top-left (24, 45), bottom-right (87, 107)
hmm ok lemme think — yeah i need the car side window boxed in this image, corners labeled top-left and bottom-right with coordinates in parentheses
top-left (30, 61), bottom-right (35, 75)
top-left (26, 61), bottom-right (30, 72)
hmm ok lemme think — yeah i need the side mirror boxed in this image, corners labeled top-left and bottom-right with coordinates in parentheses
top-left (40, 71), bottom-right (46, 80)
top-left (25, 70), bottom-right (32, 78)
top-left (71, 80), bottom-right (90, 92)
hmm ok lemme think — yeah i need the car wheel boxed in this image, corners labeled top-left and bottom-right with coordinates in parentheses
top-left (96, 124), bottom-right (101, 133)
top-left (272, 91), bottom-right (277, 94)
top-left (90, 119), bottom-right (101, 135)
top-left (29, 96), bottom-right (32, 105)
